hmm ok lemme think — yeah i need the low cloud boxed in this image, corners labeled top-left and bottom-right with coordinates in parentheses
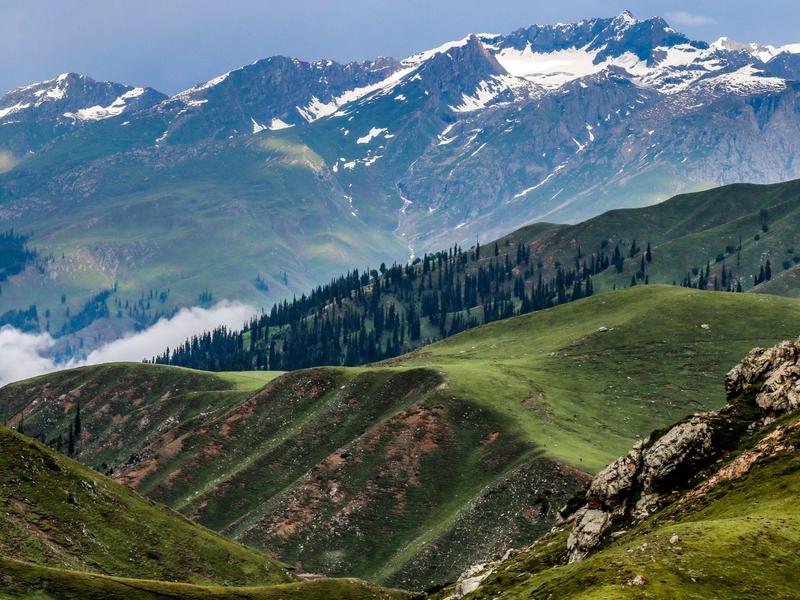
top-left (665, 11), bottom-right (717, 27)
top-left (0, 326), bottom-right (59, 386)
top-left (0, 301), bottom-right (256, 387)
top-left (85, 301), bottom-right (255, 364)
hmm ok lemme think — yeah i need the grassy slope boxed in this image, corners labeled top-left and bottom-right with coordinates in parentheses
top-left (3, 165), bottom-right (799, 360)
top-left (0, 426), bottom-right (292, 586)
top-left (0, 558), bottom-right (412, 600)
top-left (392, 285), bottom-right (800, 470)
top-left (0, 423), bottom-right (411, 599)
top-left (3, 286), bottom-right (800, 590)
top-left (450, 400), bottom-right (800, 599)
top-left (0, 132), bottom-right (405, 336)
top-left (502, 179), bottom-right (800, 296)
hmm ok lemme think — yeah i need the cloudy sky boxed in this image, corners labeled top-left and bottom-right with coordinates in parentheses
top-left (1, 0), bottom-right (798, 95)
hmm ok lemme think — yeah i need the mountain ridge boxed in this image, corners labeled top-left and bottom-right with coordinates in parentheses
top-left (2, 11), bottom-right (800, 358)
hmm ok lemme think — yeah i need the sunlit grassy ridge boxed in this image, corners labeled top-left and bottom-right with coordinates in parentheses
top-left (393, 285), bottom-right (800, 470)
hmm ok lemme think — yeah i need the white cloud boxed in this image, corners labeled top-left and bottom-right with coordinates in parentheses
top-left (666, 11), bottom-right (717, 27)
top-left (0, 326), bottom-right (59, 387)
top-left (0, 301), bottom-right (256, 387)
top-left (85, 301), bottom-right (255, 365)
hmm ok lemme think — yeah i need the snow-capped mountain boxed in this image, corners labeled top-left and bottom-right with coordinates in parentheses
top-left (0, 73), bottom-right (165, 154)
top-left (1, 10), bottom-right (800, 346)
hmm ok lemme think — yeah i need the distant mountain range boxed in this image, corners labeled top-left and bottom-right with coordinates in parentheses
top-left (1, 11), bottom-right (800, 354)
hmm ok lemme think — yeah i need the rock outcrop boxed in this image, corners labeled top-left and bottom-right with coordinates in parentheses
top-left (726, 340), bottom-right (800, 417)
top-left (566, 336), bottom-right (800, 562)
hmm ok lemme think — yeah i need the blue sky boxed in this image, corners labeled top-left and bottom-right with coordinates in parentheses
top-left (1, 0), bottom-right (798, 95)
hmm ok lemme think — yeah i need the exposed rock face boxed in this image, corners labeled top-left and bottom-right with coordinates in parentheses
top-left (444, 563), bottom-right (494, 599)
top-left (633, 417), bottom-right (714, 519)
top-left (566, 336), bottom-right (800, 563)
top-left (566, 508), bottom-right (611, 562)
top-left (726, 340), bottom-right (800, 416)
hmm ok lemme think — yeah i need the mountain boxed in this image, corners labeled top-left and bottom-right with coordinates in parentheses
top-left (0, 424), bottom-right (292, 585)
top-left (4, 286), bottom-right (800, 590)
top-left (432, 336), bottom-right (800, 599)
top-left (1, 11), bottom-right (800, 358)
top-left (0, 73), bottom-right (166, 157)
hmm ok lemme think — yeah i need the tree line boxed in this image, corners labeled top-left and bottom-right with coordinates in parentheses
top-left (153, 238), bottom-right (603, 371)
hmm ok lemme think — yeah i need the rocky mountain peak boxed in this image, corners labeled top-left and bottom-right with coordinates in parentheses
top-left (0, 72), bottom-right (166, 153)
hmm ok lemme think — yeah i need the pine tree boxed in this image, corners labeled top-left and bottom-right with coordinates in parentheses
top-left (646, 242), bottom-right (652, 263)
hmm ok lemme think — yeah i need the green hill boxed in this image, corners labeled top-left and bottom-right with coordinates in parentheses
top-left (3, 286), bottom-right (800, 590)
top-left (0, 424), bottom-right (292, 586)
top-left (153, 179), bottom-right (800, 374)
top-left (0, 558), bottom-right (410, 600)
top-left (432, 337), bottom-right (800, 599)
top-left (0, 425), bottom-right (413, 599)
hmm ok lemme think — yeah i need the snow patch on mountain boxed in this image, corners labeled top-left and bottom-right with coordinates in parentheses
top-left (191, 72), bottom-right (231, 93)
top-left (450, 75), bottom-right (531, 112)
top-left (437, 123), bottom-right (458, 145)
top-left (64, 87), bottom-right (146, 121)
top-left (297, 62), bottom-right (419, 122)
top-left (356, 127), bottom-right (388, 144)
top-left (0, 102), bottom-right (31, 119)
top-left (494, 44), bottom-right (648, 89)
top-left (513, 163), bottom-right (567, 199)
top-left (251, 118), bottom-right (267, 133)
top-left (699, 64), bottom-right (787, 95)
top-left (268, 117), bottom-right (294, 130)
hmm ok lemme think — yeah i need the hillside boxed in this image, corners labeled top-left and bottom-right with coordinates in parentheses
top-left (434, 336), bottom-right (800, 599)
top-left (0, 425), bottom-right (292, 586)
top-left (155, 179), bottom-right (800, 373)
top-left (0, 424), bottom-right (412, 599)
top-left (3, 286), bottom-right (800, 590)
top-left (1, 11), bottom-right (800, 356)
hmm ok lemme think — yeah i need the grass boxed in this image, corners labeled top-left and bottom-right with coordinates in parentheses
top-left (4, 286), bottom-right (800, 590)
top-left (394, 285), bottom-right (800, 471)
top-left (0, 558), bottom-right (413, 600)
top-left (0, 558), bottom-right (411, 600)
top-left (454, 404), bottom-right (800, 599)
top-left (0, 426), bottom-right (292, 586)
top-left (215, 370), bottom-right (286, 391)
